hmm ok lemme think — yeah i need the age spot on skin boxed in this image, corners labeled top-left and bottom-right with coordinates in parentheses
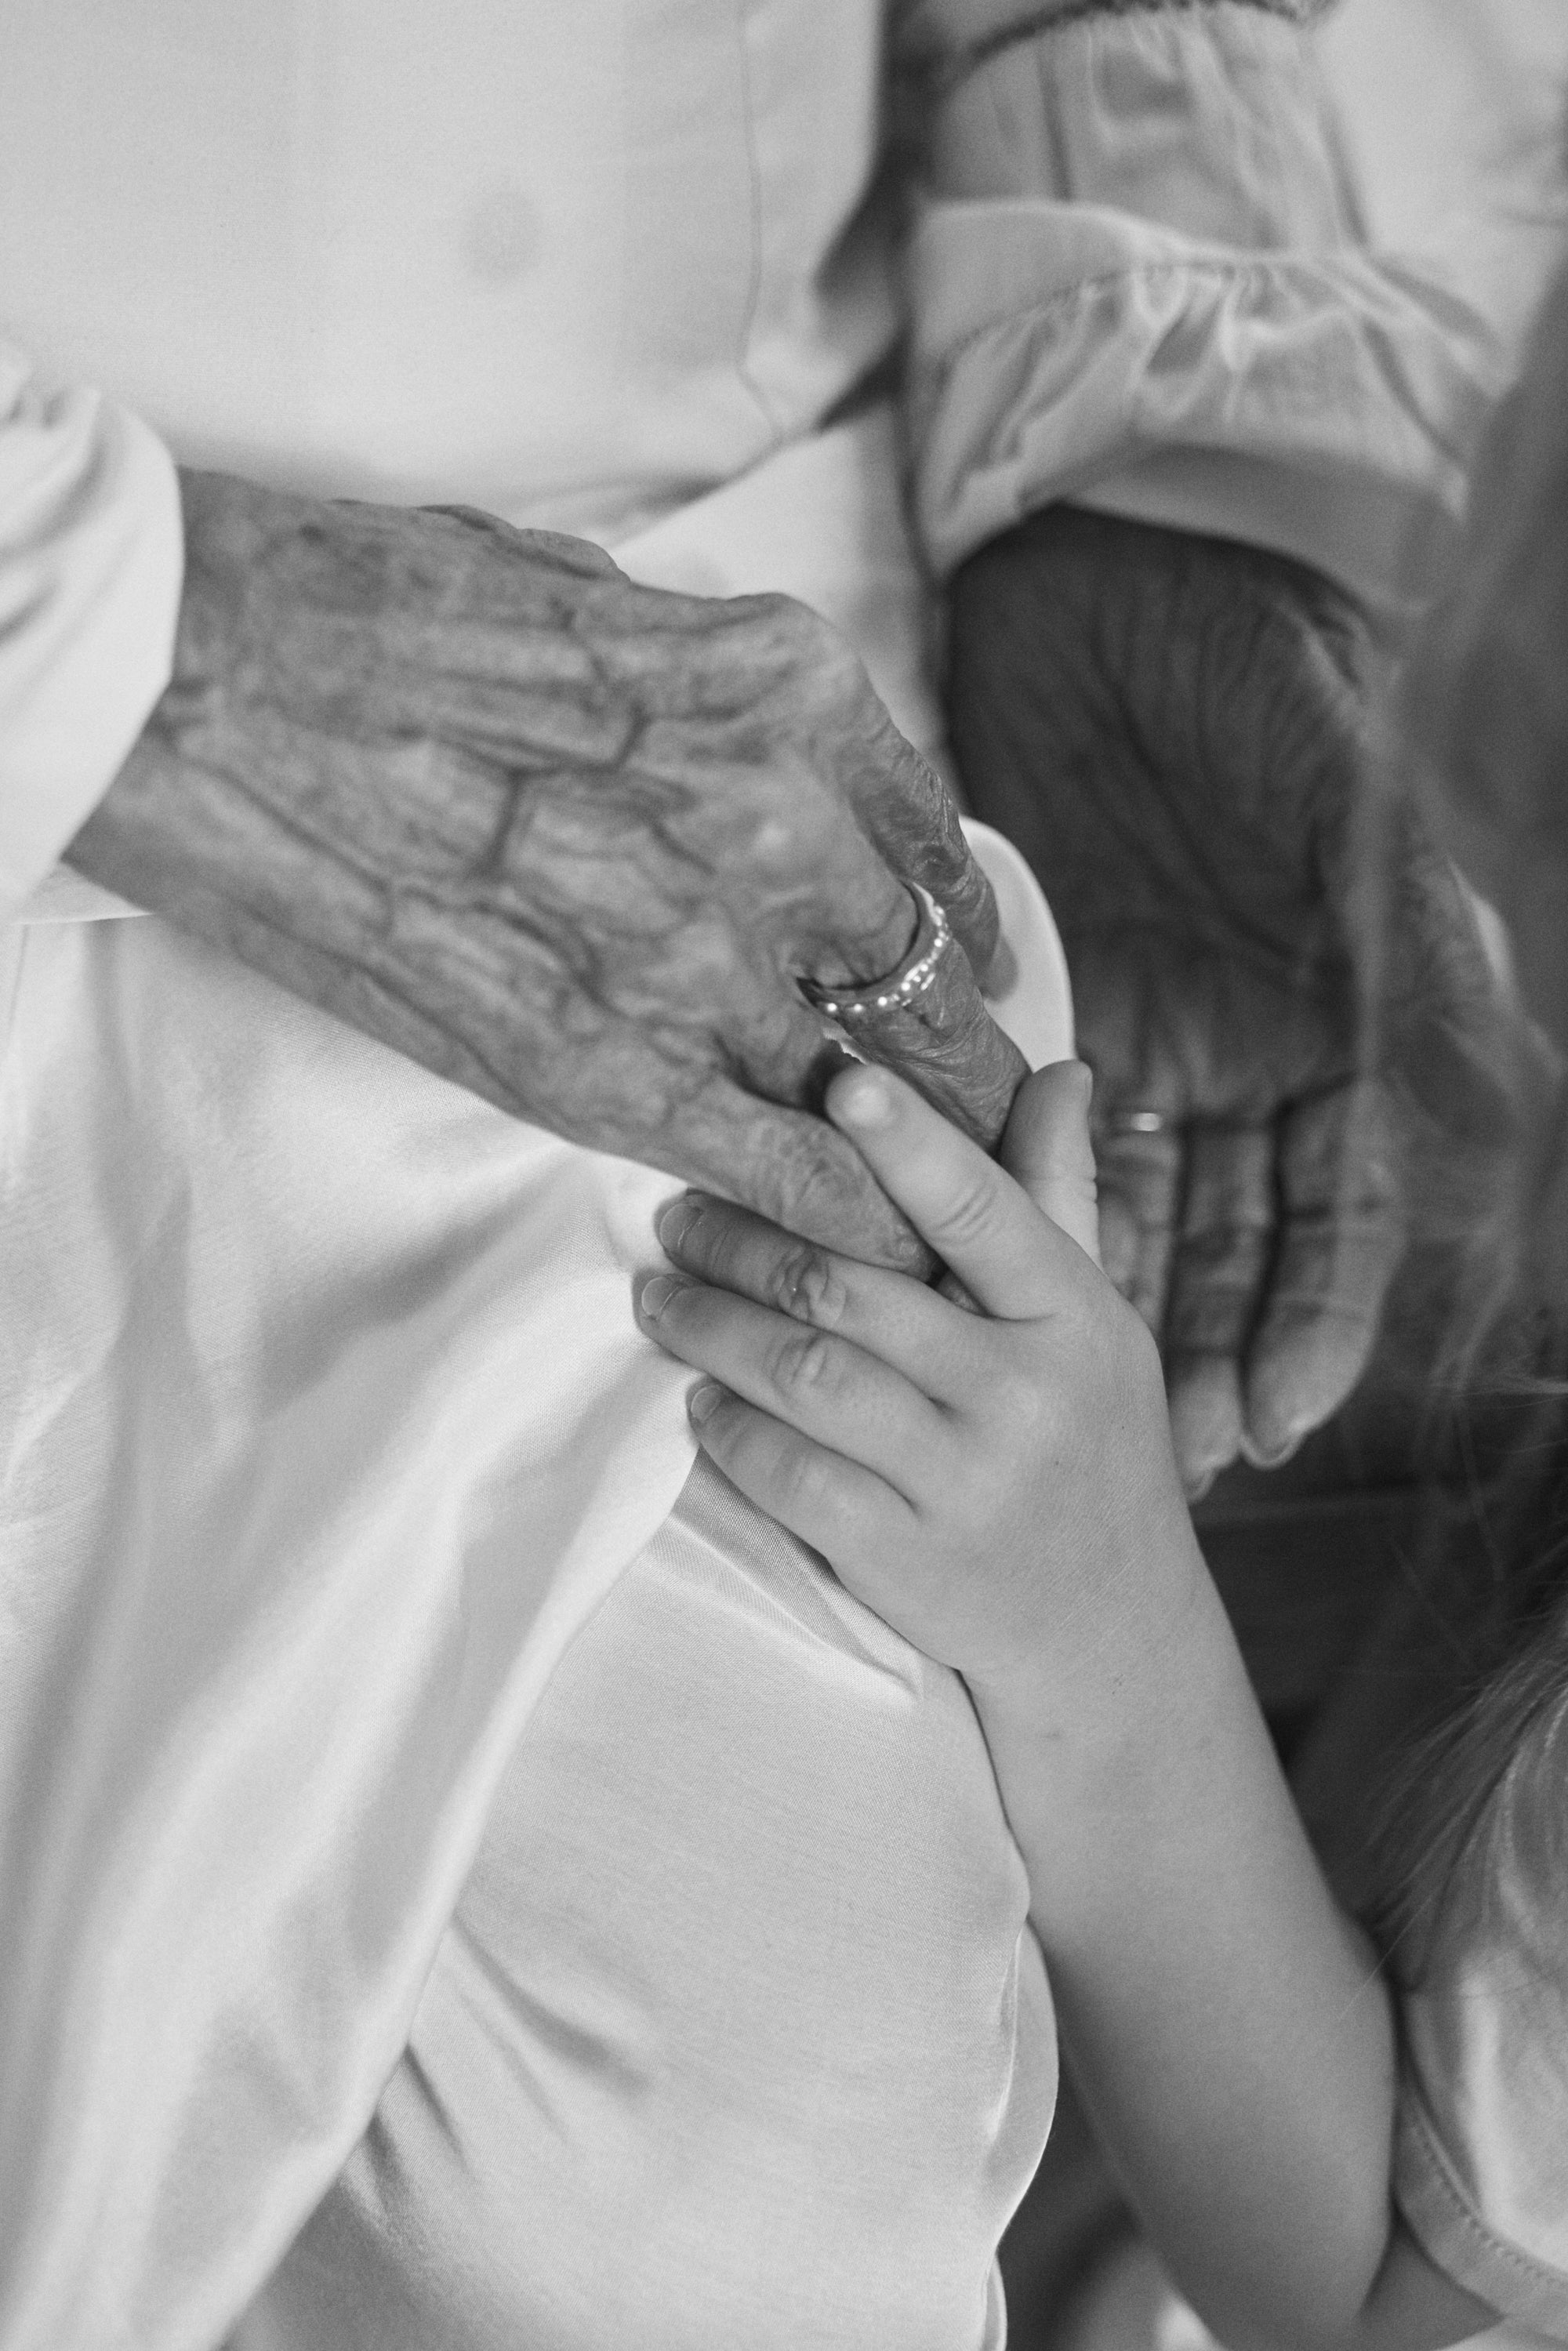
top-left (750, 815), bottom-right (800, 872)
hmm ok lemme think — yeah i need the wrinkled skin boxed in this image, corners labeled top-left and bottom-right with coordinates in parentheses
top-left (71, 470), bottom-right (1008, 1271)
top-left (946, 507), bottom-right (1547, 1495)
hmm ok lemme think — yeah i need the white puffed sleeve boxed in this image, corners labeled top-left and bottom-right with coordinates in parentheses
top-left (1393, 1724), bottom-right (1568, 2340)
top-left (0, 336), bottom-right (182, 920)
top-left (895, 0), bottom-right (1506, 628)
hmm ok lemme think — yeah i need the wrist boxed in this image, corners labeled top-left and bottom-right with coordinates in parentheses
top-left (967, 1508), bottom-right (1219, 1783)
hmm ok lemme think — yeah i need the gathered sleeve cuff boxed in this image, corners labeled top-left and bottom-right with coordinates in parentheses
top-left (897, 0), bottom-right (1506, 627)
top-left (0, 336), bottom-right (182, 921)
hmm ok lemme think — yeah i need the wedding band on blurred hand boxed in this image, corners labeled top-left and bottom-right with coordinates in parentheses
top-left (803, 884), bottom-right (952, 1025)
top-left (1107, 1108), bottom-right (1170, 1136)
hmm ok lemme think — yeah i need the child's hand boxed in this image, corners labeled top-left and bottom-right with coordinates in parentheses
top-left (634, 1060), bottom-right (1197, 1700)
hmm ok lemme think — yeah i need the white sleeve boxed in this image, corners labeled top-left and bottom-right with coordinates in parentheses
top-left (1393, 1767), bottom-right (1568, 2342)
top-left (897, 0), bottom-right (1507, 629)
top-left (0, 336), bottom-right (183, 920)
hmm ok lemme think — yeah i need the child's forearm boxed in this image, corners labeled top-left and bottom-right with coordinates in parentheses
top-left (970, 1524), bottom-right (1403, 2351)
top-left (633, 1057), bottom-right (1498, 2349)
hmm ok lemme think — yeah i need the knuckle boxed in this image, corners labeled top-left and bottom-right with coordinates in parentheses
top-left (746, 590), bottom-right (833, 668)
top-left (766, 1324), bottom-right (838, 1404)
top-left (779, 1442), bottom-right (837, 1525)
top-left (927, 1176), bottom-right (1004, 1259)
top-left (770, 1241), bottom-right (846, 1329)
top-left (753, 588), bottom-right (811, 635)
top-left (684, 1210), bottom-right (738, 1289)
top-left (774, 597), bottom-right (862, 699)
top-left (753, 1124), bottom-right (918, 1273)
top-left (995, 1363), bottom-right (1051, 1448)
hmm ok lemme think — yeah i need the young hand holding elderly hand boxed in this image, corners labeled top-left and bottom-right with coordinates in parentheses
top-left (637, 1061), bottom-right (1494, 2351)
top-left (637, 1057), bottom-right (1194, 1707)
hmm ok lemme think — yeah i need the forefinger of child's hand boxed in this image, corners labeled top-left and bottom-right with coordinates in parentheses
top-left (826, 1065), bottom-right (1091, 1322)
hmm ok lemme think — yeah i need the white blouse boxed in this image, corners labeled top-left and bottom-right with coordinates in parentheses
top-left (229, 1450), bottom-right (1057, 2350)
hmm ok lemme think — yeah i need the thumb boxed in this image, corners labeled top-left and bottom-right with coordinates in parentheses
top-left (1001, 1061), bottom-right (1101, 1263)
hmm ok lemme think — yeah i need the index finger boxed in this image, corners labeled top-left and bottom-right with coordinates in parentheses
top-left (826, 1064), bottom-right (1089, 1319)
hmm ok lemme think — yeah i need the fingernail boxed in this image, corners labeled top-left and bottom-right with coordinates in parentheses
top-left (639, 1274), bottom-right (682, 1319)
top-left (658, 1195), bottom-right (701, 1254)
top-left (688, 1382), bottom-right (723, 1425)
top-left (836, 1070), bottom-right (895, 1130)
top-left (1243, 1428), bottom-right (1305, 1471)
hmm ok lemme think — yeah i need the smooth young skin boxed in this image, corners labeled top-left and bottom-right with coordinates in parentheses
top-left (635, 1061), bottom-right (1497, 2351)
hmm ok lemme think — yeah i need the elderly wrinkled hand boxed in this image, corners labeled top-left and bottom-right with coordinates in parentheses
top-left (69, 470), bottom-right (1010, 1270)
top-left (946, 506), bottom-right (1539, 1494)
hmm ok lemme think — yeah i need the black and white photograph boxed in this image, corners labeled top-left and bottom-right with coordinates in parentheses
top-left (2, 2), bottom-right (1566, 2344)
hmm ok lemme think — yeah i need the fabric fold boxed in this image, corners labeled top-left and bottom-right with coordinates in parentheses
top-left (900, 0), bottom-right (1504, 621)
top-left (0, 339), bottom-right (182, 920)
top-left (909, 209), bottom-right (1500, 618)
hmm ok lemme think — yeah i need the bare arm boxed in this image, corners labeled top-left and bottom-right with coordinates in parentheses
top-left (974, 1564), bottom-right (1492, 2351)
top-left (634, 1061), bottom-right (1500, 2351)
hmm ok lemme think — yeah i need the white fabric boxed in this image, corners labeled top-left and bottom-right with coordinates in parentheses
top-left (1393, 1710), bottom-right (1568, 2341)
top-left (0, 3), bottom-right (895, 541)
top-left (0, 778), bottom-right (1065, 2351)
top-left (0, 909), bottom-right (700, 2349)
top-left (228, 1448), bottom-right (1058, 2351)
top-left (1321, 0), bottom-right (1568, 357)
top-left (0, 339), bottom-right (181, 914)
top-left (901, 0), bottom-right (1506, 624)
top-left (0, 0), bottom-right (897, 926)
